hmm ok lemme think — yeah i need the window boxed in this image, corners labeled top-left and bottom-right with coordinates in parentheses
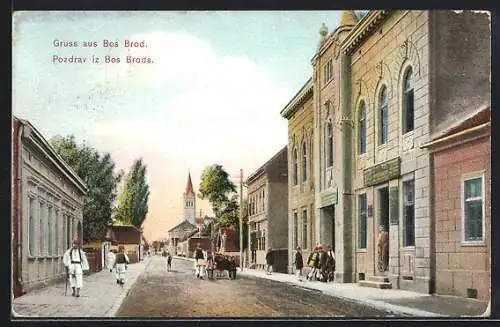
top-left (463, 176), bottom-right (484, 242)
top-left (293, 212), bottom-right (298, 249)
top-left (48, 206), bottom-right (53, 255)
top-left (323, 59), bottom-right (333, 85)
top-left (378, 86), bottom-right (389, 145)
top-left (402, 68), bottom-right (414, 133)
top-left (77, 221), bottom-right (82, 241)
top-left (55, 209), bottom-right (59, 255)
top-left (293, 148), bottom-right (298, 185)
top-left (66, 215), bottom-right (71, 250)
top-left (39, 202), bottom-right (44, 256)
top-left (302, 209), bottom-right (308, 249)
top-left (28, 198), bottom-right (35, 256)
top-left (302, 142), bottom-right (308, 182)
top-left (359, 194), bottom-right (368, 249)
top-left (403, 179), bottom-right (415, 247)
top-left (327, 122), bottom-right (334, 167)
top-left (359, 101), bottom-right (367, 154)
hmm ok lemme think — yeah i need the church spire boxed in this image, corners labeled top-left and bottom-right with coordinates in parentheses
top-left (185, 171), bottom-right (194, 195)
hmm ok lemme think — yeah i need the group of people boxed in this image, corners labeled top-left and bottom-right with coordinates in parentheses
top-left (106, 245), bottom-right (131, 285)
top-left (293, 244), bottom-right (336, 282)
top-left (191, 244), bottom-right (237, 280)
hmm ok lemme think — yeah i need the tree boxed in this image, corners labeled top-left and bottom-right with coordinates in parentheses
top-left (114, 158), bottom-right (150, 227)
top-left (199, 164), bottom-right (237, 218)
top-left (50, 135), bottom-right (122, 242)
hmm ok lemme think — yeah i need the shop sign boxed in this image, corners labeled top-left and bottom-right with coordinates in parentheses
top-left (320, 188), bottom-right (338, 208)
top-left (364, 157), bottom-right (401, 187)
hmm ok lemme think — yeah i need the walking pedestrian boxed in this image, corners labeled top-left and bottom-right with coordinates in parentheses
top-left (319, 245), bottom-right (328, 282)
top-left (326, 245), bottom-right (336, 282)
top-left (265, 247), bottom-right (274, 275)
top-left (194, 243), bottom-right (206, 279)
top-left (306, 246), bottom-right (319, 281)
top-left (294, 246), bottom-right (304, 281)
top-left (166, 252), bottom-right (172, 272)
top-left (106, 249), bottom-right (116, 273)
top-left (62, 238), bottom-right (89, 297)
top-left (114, 245), bottom-right (130, 285)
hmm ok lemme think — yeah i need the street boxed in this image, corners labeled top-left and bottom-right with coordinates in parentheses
top-left (116, 256), bottom-right (391, 317)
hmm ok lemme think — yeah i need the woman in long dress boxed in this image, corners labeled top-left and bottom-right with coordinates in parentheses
top-left (114, 245), bottom-right (130, 285)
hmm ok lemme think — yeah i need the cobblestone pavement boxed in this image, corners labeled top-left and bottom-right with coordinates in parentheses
top-left (116, 256), bottom-right (393, 318)
top-left (12, 258), bottom-right (150, 318)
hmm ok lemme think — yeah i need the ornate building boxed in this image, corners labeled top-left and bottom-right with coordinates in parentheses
top-left (281, 10), bottom-right (490, 299)
top-left (280, 79), bottom-right (315, 273)
top-left (12, 118), bottom-right (87, 298)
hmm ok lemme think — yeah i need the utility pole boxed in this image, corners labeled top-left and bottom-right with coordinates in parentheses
top-left (239, 168), bottom-right (243, 271)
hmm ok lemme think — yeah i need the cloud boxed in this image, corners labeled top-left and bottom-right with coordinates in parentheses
top-left (83, 30), bottom-right (293, 241)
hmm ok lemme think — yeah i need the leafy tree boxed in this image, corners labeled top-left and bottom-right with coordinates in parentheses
top-left (114, 158), bottom-right (150, 227)
top-left (50, 135), bottom-right (122, 242)
top-left (199, 164), bottom-right (237, 218)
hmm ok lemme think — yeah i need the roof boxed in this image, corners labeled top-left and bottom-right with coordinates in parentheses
top-left (434, 106), bottom-right (490, 140)
top-left (13, 117), bottom-right (88, 194)
top-left (167, 219), bottom-right (197, 233)
top-left (108, 225), bottom-right (141, 244)
top-left (280, 78), bottom-right (313, 119)
top-left (421, 106), bottom-right (491, 149)
top-left (247, 146), bottom-right (287, 184)
top-left (185, 172), bottom-right (195, 195)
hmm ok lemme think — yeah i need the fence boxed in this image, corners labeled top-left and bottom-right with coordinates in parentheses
top-left (85, 248), bottom-right (103, 273)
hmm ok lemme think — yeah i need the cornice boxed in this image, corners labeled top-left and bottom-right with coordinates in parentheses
top-left (341, 10), bottom-right (392, 55)
top-left (280, 78), bottom-right (314, 119)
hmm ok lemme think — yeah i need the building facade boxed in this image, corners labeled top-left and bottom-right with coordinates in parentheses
top-left (247, 146), bottom-right (288, 272)
top-left (12, 118), bottom-right (87, 298)
top-left (423, 108), bottom-right (490, 300)
top-left (280, 79), bottom-right (316, 273)
top-left (281, 10), bottom-right (490, 298)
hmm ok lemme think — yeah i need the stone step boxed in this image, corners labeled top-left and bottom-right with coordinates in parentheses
top-left (358, 280), bottom-right (392, 289)
top-left (367, 275), bottom-right (390, 283)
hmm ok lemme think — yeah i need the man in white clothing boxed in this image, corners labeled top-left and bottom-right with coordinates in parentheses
top-left (106, 249), bottom-right (116, 272)
top-left (63, 238), bottom-right (89, 297)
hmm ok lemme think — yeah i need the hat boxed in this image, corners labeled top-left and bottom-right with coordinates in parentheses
top-left (72, 238), bottom-right (81, 245)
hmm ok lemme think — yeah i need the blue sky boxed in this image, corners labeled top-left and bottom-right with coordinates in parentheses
top-left (13, 11), bottom-right (348, 241)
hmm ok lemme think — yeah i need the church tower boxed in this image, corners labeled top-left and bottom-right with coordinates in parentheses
top-left (183, 172), bottom-right (196, 225)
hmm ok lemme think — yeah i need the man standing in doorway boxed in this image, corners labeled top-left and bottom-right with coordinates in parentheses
top-left (63, 238), bottom-right (89, 297)
top-left (377, 225), bottom-right (389, 272)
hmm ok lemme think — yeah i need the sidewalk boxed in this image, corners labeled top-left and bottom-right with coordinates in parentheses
top-left (236, 268), bottom-right (489, 318)
top-left (12, 258), bottom-right (150, 318)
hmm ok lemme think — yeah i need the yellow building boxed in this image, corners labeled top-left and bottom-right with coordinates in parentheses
top-left (280, 78), bottom-right (315, 273)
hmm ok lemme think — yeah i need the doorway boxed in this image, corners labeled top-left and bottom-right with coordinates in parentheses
top-left (378, 187), bottom-right (389, 230)
top-left (321, 206), bottom-right (335, 250)
top-left (377, 187), bottom-right (389, 275)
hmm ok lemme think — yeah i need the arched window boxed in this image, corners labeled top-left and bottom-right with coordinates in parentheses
top-left (327, 122), bottom-right (334, 167)
top-left (302, 141), bottom-right (307, 182)
top-left (403, 68), bottom-right (414, 133)
top-left (359, 101), bottom-right (367, 154)
top-left (293, 148), bottom-right (298, 185)
top-left (378, 86), bottom-right (388, 145)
